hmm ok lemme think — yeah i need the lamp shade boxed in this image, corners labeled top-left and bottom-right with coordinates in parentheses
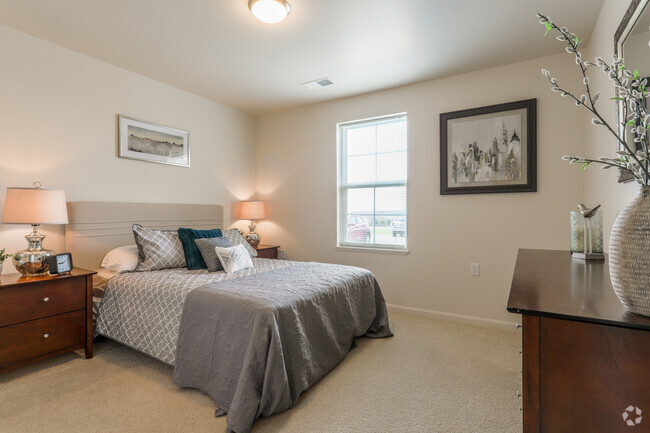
top-left (238, 200), bottom-right (266, 220)
top-left (2, 187), bottom-right (69, 225)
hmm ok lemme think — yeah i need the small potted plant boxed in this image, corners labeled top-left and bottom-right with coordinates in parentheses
top-left (0, 248), bottom-right (12, 275)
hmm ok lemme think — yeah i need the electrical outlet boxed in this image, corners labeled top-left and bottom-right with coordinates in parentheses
top-left (278, 249), bottom-right (287, 260)
top-left (470, 263), bottom-right (480, 276)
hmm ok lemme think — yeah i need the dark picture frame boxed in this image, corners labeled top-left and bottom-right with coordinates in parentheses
top-left (440, 98), bottom-right (537, 195)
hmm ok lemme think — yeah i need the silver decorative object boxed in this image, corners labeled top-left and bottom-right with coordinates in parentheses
top-left (609, 186), bottom-right (650, 317)
top-left (572, 203), bottom-right (605, 260)
top-left (244, 223), bottom-right (261, 248)
top-left (11, 226), bottom-right (57, 276)
top-left (570, 209), bottom-right (603, 255)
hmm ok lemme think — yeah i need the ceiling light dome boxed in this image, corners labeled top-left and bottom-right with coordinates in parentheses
top-left (248, 0), bottom-right (290, 24)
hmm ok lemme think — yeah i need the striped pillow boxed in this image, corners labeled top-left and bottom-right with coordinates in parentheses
top-left (194, 237), bottom-right (233, 272)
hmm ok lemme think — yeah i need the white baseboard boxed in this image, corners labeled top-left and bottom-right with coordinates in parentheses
top-left (387, 303), bottom-right (519, 332)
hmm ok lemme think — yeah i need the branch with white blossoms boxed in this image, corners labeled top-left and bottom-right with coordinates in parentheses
top-left (537, 12), bottom-right (650, 185)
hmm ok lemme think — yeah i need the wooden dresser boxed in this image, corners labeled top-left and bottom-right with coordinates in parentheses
top-left (0, 268), bottom-right (95, 373)
top-left (507, 249), bottom-right (650, 433)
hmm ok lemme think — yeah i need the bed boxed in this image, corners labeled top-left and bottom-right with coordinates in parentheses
top-left (65, 202), bottom-right (392, 433)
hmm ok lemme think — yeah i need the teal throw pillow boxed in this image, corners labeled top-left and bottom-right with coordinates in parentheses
top-left (177, 227), bottom-right (223, 270)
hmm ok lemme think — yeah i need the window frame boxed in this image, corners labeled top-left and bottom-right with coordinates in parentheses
top-left (336, 113), bottom-right (408, 252)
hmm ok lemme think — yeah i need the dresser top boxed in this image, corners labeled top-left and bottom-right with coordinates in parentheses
top-left (507, 249), bottom-right (650, 331)
top-left (0, 268), bottom-right (96, 289)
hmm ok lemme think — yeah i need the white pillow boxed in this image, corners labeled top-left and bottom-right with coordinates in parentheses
top-left (101, 245), bottom-right (140, 272)
top-left (214, 244), bottom-right (254, 274)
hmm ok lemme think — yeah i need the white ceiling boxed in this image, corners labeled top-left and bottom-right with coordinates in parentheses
top-left (0, 0), bottom-right (604, 115)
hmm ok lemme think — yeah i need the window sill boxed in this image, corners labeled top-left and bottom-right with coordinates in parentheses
top-left (335, 246), bottom-right (409, 255)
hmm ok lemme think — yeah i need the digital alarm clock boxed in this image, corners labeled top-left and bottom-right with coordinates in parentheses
top-left (46, 252), bottom-right (74, 275)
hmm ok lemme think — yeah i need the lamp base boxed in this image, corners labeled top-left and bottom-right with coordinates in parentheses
top-left (13, 248), bottom-right (55, 276)
top-left (244, 232), bottom-right (261, 247)
top-left (13, 224), bottom-right (56, 276)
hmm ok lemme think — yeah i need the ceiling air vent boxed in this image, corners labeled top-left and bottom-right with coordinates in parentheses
top-left (302, 78), bottom-right (334, 89)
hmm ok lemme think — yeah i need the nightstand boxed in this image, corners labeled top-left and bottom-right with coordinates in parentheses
top-left (254, 245), bottom-right (280, 259)
top-left (0, 268), bottom-right (96, 373)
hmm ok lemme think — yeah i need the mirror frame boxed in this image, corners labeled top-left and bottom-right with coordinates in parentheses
top-left (615, 0), bottom-right (650, 182)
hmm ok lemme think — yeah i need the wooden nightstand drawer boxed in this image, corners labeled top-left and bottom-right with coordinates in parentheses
top-left (0, 278), bottom-right (85, 327)
top-left (0, 310), bottom-right (85, 371)
top-left (255, 245), bottom-right (279, 259)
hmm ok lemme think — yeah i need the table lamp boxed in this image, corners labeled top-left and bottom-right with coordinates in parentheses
top-left (1, 182), bottom-right (69, 276)
top-left (238, 200), bottom-right (266, 247)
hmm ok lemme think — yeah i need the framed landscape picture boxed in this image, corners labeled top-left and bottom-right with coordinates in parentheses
top-left (118, 115), bottom-right (190, 167)
top-left (440, 99), bottom-right (536, 195)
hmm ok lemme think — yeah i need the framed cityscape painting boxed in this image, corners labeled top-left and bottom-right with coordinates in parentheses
top-left (118, 115), bottom-right (190, 167)
top-left (440, 99), bottom-right (536, 195)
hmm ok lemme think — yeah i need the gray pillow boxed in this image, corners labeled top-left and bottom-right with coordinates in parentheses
top-left (132, 224), bottom-right (187, 271)
top-left (194, 237), bottom-right (233, 272)
top-left (222, 229), bottom-right (258, 258)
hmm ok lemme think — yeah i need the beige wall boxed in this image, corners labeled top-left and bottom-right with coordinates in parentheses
top-left (583, 0), bottom-right (639, 249)
top-left (1, 6), bottom-right (624, 326)
top-left (255, 53), bottom-right (586, 325)
top-left (0, 24), bottom-right (256, 274)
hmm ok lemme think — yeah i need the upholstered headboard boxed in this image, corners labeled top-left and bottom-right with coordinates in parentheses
top-left (65, 201), bottom-right (224, 269)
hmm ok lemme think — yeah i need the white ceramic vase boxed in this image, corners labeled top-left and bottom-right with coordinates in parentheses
top-left (609, 185), bottom-right (650, 317)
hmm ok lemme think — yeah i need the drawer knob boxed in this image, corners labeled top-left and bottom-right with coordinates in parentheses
top-left (519, 349), bottom-right (522, 355)
top-left (516, 391), bottom-right (522, 398)
top-left (515, 322), bottom-right (522, 330)
top-left (43, 297), bottom-right (50, 303)
top-left (43, 333), bottom-right (50, 339)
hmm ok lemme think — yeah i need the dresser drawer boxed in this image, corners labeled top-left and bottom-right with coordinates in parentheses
top-left (0, 310), bottom-right (85, 371)
top-left (0, 278), bottom-right (85, 327)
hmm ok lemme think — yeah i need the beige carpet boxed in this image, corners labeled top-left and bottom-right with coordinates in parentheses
top-left (0, 313), bottom-right (522, 433)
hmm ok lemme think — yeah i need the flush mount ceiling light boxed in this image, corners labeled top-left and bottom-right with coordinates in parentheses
top-left (248, 0), bottom-right (291, 24)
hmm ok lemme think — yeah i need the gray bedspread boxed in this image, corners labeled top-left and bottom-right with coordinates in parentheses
top-left (172, 261), bottom-right (392, 433)
top-left (95, 258), bottom-right (294, 365)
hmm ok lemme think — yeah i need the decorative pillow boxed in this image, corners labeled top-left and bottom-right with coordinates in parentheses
top-left (100, 245), bottom-right (140, 272)
top-left (194, 237), bottom-right (233, 272)
top-left (222, 229), bottom-right (258, 257)
top-left (132, 224), bottom-right (186, 271)
top-left (215, 244), bottom-right (254, 274)
top-left (177, 228), bottom-right (223, 270)
top-left (133, 227), bottom-right (177, 261)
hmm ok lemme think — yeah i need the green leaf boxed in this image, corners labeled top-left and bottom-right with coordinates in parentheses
top-left (574, 35), bottom-right (579, 45)
top-left (635, 70), bottom-right (640, 79)
top-left (628, 120), bottom-right (636, 125)
top-left (544, 22), bottom-right (552, 35)
top-left (580, 162), bottom-right (590, 172)
top-left (610, 97), bottom-right (624, 101)
top-left (618, 64), bottom-right (625, 72)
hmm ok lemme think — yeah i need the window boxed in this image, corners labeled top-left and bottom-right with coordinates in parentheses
top-left (337, 114), bottom-right (407, 250)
